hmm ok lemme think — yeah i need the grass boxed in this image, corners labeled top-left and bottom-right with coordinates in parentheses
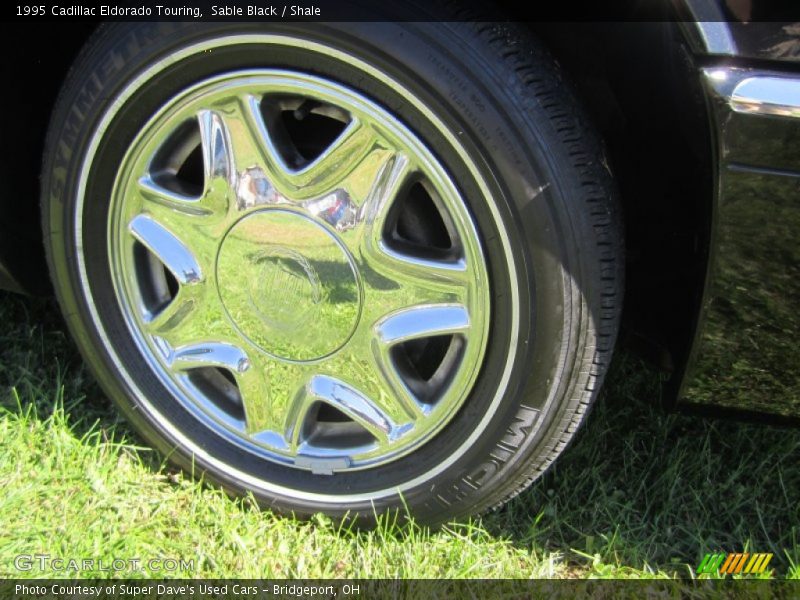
top-left (0, 289), bottom-right (798, 581)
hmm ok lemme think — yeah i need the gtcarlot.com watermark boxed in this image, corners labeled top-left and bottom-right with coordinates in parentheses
top-left (13, 554), bottom-right (194, 574)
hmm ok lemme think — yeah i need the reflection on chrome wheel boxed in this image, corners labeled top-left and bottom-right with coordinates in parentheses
top-left (43, 22), bottom-right (622, 523)
top-left (110, 71), bottom-right (489, 471)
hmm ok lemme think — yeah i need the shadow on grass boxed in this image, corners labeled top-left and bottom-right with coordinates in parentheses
top-left (0, 291), bottom-right (150, 463)
top-left (2, 289), bottom-right (798, 576)
top-left (484, 354), bottom-right (800, 576)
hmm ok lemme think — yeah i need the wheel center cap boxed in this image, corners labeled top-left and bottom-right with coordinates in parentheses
top-left (217, 209), bottom-right (361, 361)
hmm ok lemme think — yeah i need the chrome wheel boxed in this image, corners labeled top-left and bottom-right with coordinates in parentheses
top-left (108, 70), bottom-right (490, 472)
top-left (48, 23), bottom-right (623, 521)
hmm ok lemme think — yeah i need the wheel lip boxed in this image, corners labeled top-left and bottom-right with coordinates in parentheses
top-left (75, 33), bottom-right (521, 503)
top-left (108, 68), bottom-right (490, 470)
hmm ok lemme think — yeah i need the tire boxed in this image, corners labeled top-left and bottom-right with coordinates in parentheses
top-left (42, 22), bottom-right (622, 524)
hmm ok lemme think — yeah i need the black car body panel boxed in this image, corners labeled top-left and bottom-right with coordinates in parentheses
top-left (679, 67), bottom-right (800, 419)
top-left (728, 21), bottom-right (800, 63)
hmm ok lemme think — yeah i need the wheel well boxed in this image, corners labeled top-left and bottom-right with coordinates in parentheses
top-left (531, 22), bottom-right (713, 405)
top-left (0, 23), bottom-right (96, 294)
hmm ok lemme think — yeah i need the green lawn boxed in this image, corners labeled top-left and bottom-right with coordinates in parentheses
top-left (0, 289), bottom-right (798, 580)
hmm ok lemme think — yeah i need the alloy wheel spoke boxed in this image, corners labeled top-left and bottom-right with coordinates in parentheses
top-left (359, 249), bottom-right (471, 340)
top-left (354, 152), bottom-right (412, 246)
top-left (145, 290), bottom-right (237, 355)
top-left (286, 119), bottom-right (386, 199)
top-left (269, 370), bottom-right (406, 457)
top-left (138, 176), bottom-right (215, 218)
top-left (143, 284), bottom-right (200, 339)
top-left (356, 153), bottom-right (472, 322)
top-left (167, 341), bottom-right (252, 373)
top-left (365, 336), bottom-right (426, 420)
top-left (128, 214), bottom-right (203, 285)
top-left (130, 192), bottom-right (223, 285)
top-left (235, 351), bottom-right (307, 447)
top-left (319, 343), bottom-right (420, 429)
top-left (374, 304), bottom-right (471, 346)
top-left (303, 374), bottom-right (401, 444)
top-left (210, 94), bottom-right (294, 205)
top-left (198, 109), bottom-right (235, 193)
top-left (369, 304), bottom-right (470, 417)
top-left (367, 244), bottom-right (469, 293)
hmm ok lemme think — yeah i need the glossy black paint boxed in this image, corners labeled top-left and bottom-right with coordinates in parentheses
top-left (728, 22), bottom-right (800, 63)
top-left (679, 68), bottom-right (800, 419)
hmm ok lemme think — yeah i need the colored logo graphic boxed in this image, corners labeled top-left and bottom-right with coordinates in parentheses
top-left (696, 552), bottom-right (773, 575)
